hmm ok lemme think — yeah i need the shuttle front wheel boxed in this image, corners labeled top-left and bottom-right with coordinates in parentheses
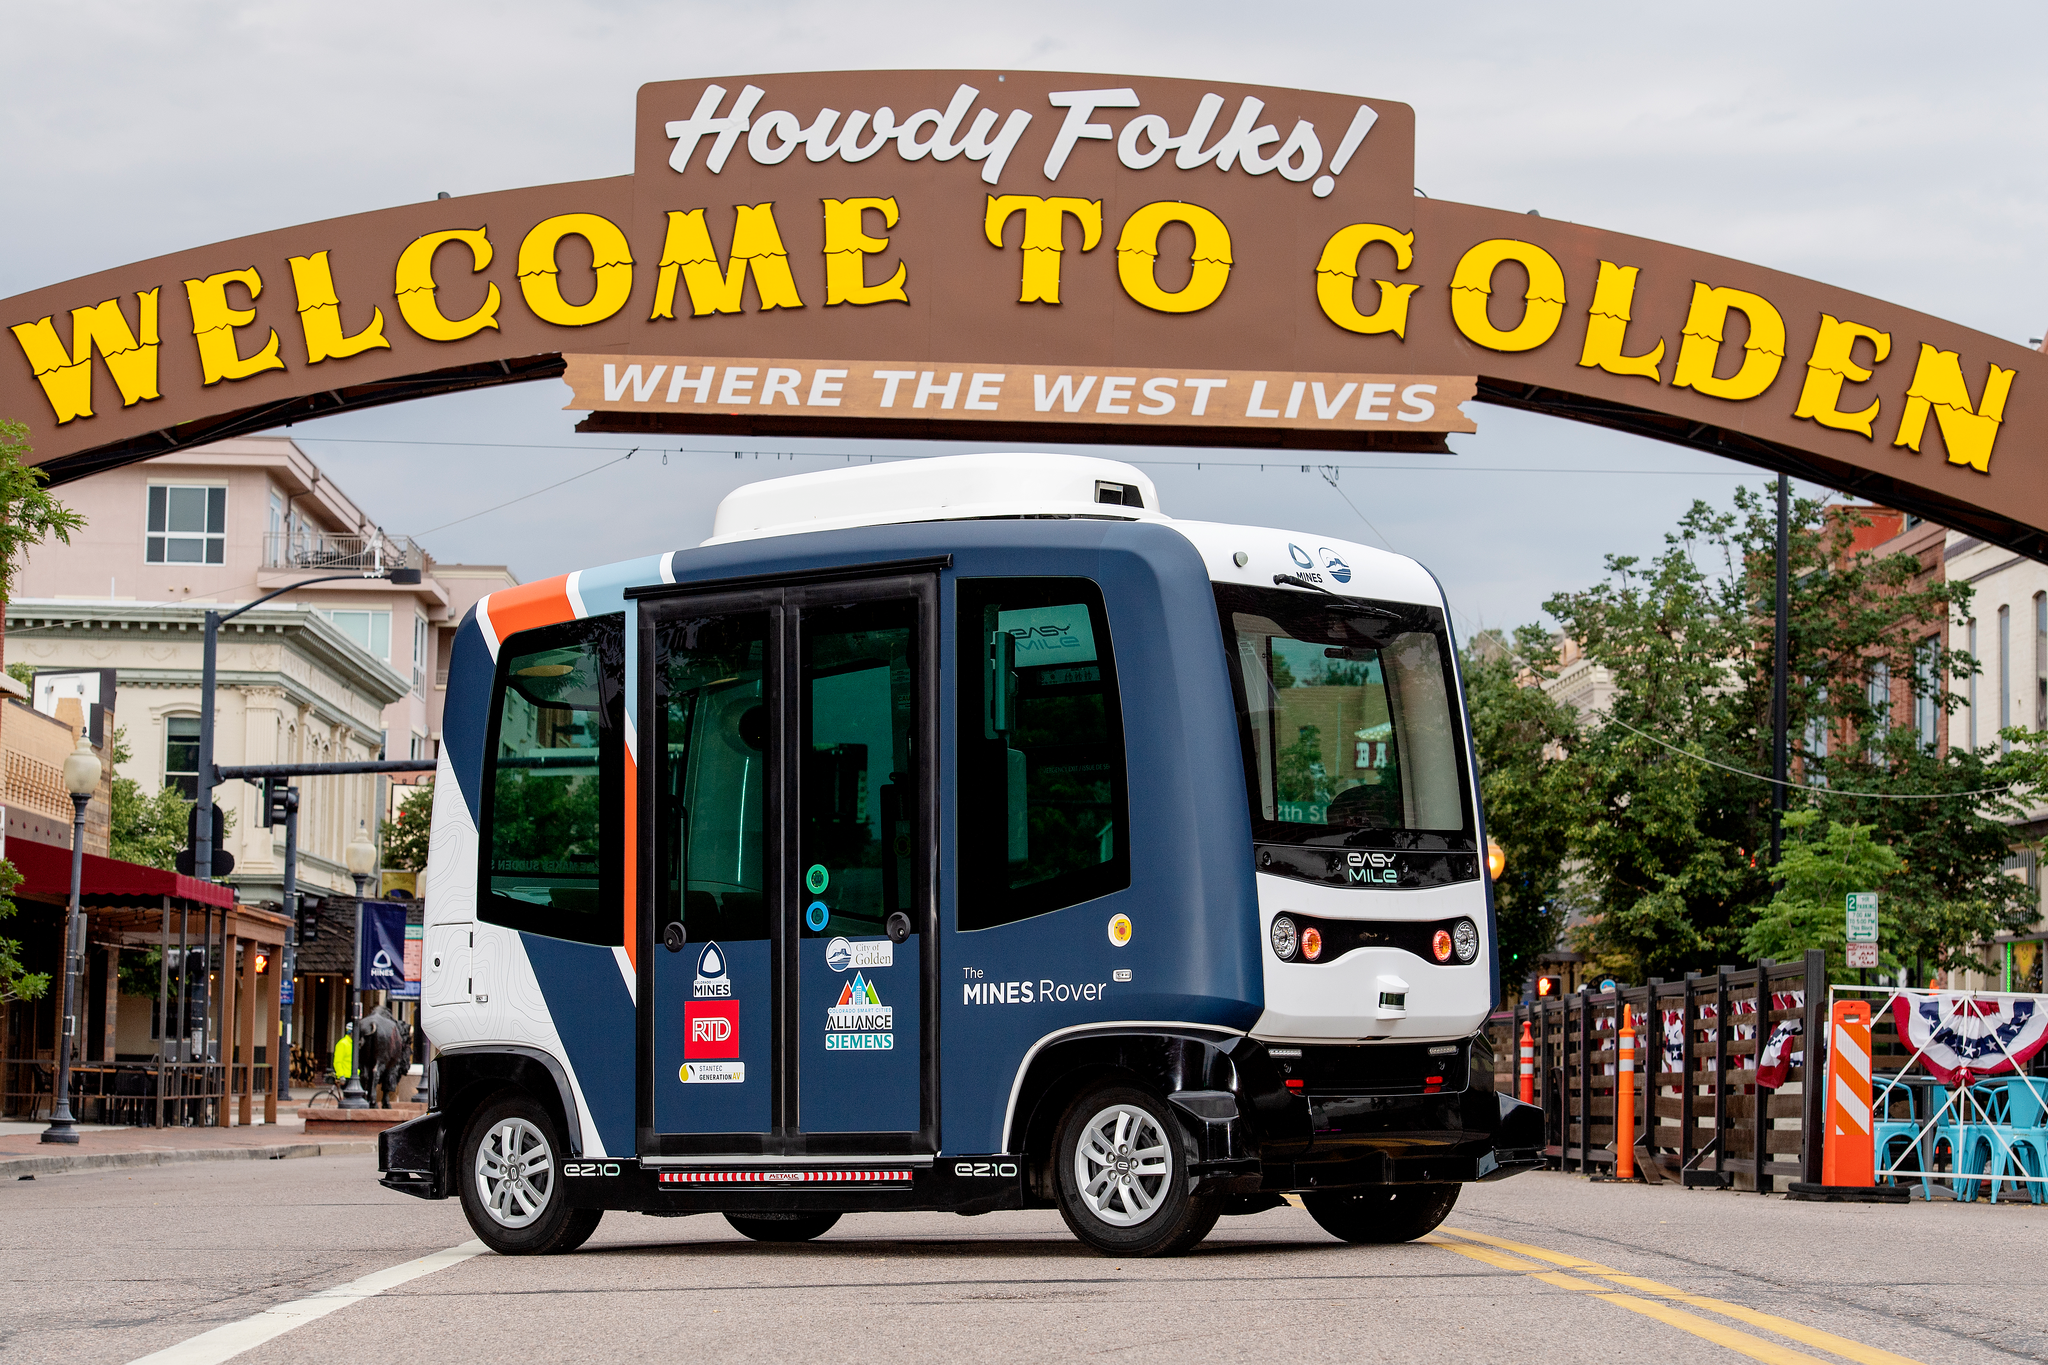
top-left (1303, 1184), bottom-right (1459, 1244)
top-left (1053, 1083), bottom-right (1220, 1258)
top-left (458, 1094), bottom-right (603, 1255)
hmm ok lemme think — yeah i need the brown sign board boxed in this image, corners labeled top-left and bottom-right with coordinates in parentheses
top-left (3, 70), bottom-right (2043, 556)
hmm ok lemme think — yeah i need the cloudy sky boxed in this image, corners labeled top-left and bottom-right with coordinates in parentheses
top-left (5, 1), bottom-right (2043, 636)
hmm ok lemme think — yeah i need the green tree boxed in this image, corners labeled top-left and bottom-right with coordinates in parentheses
top-left (1463, 626), bottom-right (1582, 997)
top-left (380, 780), bottom-right (435, 872)
top-left (1740, 810), bottom-right (1900, 974)
top-left (1469, 488), bottom-right (2045, 984)
top-left (108, 728), bottom-right (189, 870)
top-left (0, 421), bottom-right (83, 1002)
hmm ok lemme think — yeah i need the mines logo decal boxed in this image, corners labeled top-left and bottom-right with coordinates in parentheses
top-left (694, 940), bottom-right (732, 998)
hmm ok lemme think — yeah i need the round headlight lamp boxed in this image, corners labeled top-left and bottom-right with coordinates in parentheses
top-left (1453, 918), bottom-right (1479, 964)
top-left (1431, 929), bottom-right (1453, 962)
top-left (1270, 915), bottom-right (1299, 961)
top-left (1301, 926), bottom-right (1323, 962)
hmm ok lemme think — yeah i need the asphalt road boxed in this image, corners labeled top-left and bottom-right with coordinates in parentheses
top-left (5, 1156), bottom-right (2044, 1365)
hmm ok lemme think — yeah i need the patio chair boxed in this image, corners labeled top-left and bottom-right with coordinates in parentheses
top-left (1873, 1077), bottom-right (1937, 1200)
top-left (1953, 1082), bottom-right (2013, 1203)
top-left (1986, 1076), bottom-right (2048, 1206)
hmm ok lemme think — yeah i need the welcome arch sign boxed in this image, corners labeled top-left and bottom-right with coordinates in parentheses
top-left (5, 70), bottom-right (2042, 557)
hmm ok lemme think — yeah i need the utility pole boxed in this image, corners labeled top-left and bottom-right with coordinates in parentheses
top-left (1771, 472), bottom-right (1791, 866)
top-left (192, 564), bottom-right (422, 883)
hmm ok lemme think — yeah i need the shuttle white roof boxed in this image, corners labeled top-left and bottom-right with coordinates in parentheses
top-left (704, 452), bottom-right (1166, 544)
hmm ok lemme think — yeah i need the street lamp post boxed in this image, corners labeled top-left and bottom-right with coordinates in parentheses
top-left (338, 821), bottom-right (378, 1109)
top-left (42, 733), bottom-right (104, 1144)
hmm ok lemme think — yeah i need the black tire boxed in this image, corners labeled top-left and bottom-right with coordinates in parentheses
top-left (724, 1211), bottom-right (842, 1243)
top-left (1053, 1082), bottom-right (1220, 1258)
top-left (1304, 1184), bottom-right (1460, 1244)
top-left (458, 1093), bottom-right (603, 1255)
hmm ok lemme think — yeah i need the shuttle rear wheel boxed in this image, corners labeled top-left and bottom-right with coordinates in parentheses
top-left (1303, 1184), bottom-right (1459, 1243)
top-left (1054, 1082), bottom-right (1219, 1258)
top-left (724, 1212), bottom-right (842, 1242)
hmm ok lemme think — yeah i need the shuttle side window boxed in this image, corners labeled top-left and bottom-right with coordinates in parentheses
top-left (956, 578), bottom-right (1130, 931)
top-left (656, 612), bottom-right (772, 945)
top-left (478, 615), bottom-right (623, 946)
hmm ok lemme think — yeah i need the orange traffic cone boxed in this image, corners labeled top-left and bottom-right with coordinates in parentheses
top-left (1617, 1005), bottom-right (1636, 1180)
top-left (1518, 1020), bottom-right (1535, 1105)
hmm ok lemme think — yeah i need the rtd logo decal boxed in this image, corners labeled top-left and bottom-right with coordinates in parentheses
top-left (684, 1002), bottom-right (739, 1059)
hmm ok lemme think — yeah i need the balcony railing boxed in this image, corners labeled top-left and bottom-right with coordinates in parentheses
top-left (263, 531), bottom-right (422, 576)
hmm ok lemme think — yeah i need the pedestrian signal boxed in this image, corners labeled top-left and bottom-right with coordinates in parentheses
top-left (1535, 975), bottom-right (1561, 999)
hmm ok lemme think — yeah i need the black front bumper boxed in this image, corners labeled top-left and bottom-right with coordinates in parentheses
top-left (1212, 1037), bottom-right (1544, 1192)
top-left (378, 1110), bottom-right (448, 1200)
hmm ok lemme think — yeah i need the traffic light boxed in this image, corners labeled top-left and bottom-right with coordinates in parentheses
top-left (297, 896), bottom-right (321, 944)
top-left (1535, 974), bottom-right (1561, 1000)
top-left (260, 780), bottom-right (298, 829)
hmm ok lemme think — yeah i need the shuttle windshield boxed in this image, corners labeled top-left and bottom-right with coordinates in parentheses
top-left (1216, 583), bottom-right (1474, 854)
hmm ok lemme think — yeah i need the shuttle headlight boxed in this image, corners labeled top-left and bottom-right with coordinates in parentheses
top-left (1301, 927), bottom-right (1323, 962)
top-left (1431, 929), bottom-right (1453, 962)
top-left (1453, 919), bottom-right (1479, 964)
top-left (1270, 915), bottom-right (1299, 961)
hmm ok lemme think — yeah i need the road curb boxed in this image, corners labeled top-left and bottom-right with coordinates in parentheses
top-left (2, 1139), bottom-right (373, 1179)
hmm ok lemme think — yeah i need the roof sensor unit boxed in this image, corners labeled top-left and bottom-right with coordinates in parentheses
top-left (1095, 480), bottom-right (1144, 508)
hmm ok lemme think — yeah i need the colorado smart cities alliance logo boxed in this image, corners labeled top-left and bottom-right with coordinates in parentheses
top-left (825, 974), bottom-right (893, 1050)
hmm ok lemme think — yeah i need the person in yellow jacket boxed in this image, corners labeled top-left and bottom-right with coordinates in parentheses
top-left (332, 1032), bottom-right (353, 1080)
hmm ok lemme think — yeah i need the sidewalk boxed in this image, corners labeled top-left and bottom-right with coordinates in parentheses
top-left (1, 1093), bottom-right (374, 1178)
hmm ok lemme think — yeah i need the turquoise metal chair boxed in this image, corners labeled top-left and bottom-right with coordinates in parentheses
top-left (1985, 1076), bottom-right (2048, 1206)
top-left (1872, 1077), bottom-right (1936, 1200)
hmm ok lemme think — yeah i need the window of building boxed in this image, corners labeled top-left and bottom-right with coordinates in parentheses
top-left (1915, 637), bottom-right (1941, 750)
top-left (1967, 617), bottom-right (1979, 750)
top-left (1803, 682), bottom-right (1829, 784)
top-left (2000, 604), bottom-right (2012, 753)
top-left (1866, 660), bottom-right (1890, 763)
top-left (146, 485), bottom-right (225, 564)
top-left (2035, 592), bottom-right (2045, 732)
top-left (165, 715), bottom-right (201, 800)
top-left (413, 615), bottom-right (429, 695)
top-left (478, 616), bottom-right (622, 945)
top-left (320, 608), bottom-right (391, 661)
top-left (956, 578), bottom-right (1130, 931)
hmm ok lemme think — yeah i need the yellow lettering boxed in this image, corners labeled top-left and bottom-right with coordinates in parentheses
top-left (394, 229), bottom-right (501, 342)
top-left (8, 291), bottom-right (161, 424)
top-left (1891, 343), bottom-right (2014, 473)
top-left (1577, 261), bottom-right (1664, 382)
top-left (1314, 223), bottom-right (1417, 338)
top-left (287, 251), bottom-right (390, 364)
top-left (650, 205), bottom-right (804, 319)
top-left (1670, 283), bottom-right (1785, 401)
top-left (517, 213), bottom-right (635, 327)
top-left (183, 268), bottom-right (285, 385)
top-left (984, 195), bottom-right (1102, 304)
top-left (1449, 240), bottom-right (1566, 352)
top-left (1116, 201), bottom-right (1232, 315)
top-left (1792, 314), bottom-right (1891, 438)
top-left (822, 197), bottom-right (908, 307)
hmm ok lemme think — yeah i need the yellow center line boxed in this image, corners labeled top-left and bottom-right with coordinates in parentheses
top-left (1433, 1227), bottom-right (1927, 1365)
top-left (1595, 1292), bottom-right (1827, 1365)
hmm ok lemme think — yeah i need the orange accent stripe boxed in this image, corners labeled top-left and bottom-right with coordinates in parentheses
top-left (621, 748), bottom-right (638, 972)
top-left (486, 574), bottom-right (576, 641)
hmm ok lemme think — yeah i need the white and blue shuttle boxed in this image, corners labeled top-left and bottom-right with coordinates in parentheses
top-left (379, 452), bottom-right (1540, 1256)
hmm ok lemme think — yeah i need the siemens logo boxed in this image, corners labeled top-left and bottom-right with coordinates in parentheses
top-left (963, 979), bottom-right (1108, 1004)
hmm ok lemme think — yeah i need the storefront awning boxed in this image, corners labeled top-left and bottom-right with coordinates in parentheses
top-left (8, 835), bottom-right (236, 909)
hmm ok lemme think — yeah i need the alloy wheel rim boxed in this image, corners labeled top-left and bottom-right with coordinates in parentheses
top-left (476, 1116), bottom-right (554, 1228)
top-left (1073, 1102), bottom-right (1172, 1227)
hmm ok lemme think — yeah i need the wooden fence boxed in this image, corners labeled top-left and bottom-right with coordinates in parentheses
top-left (1488, 949), bottom-right (1828, 1190)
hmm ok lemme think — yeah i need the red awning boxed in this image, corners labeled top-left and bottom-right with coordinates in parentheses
top-left (8, 835), bottom-right (236, 909)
